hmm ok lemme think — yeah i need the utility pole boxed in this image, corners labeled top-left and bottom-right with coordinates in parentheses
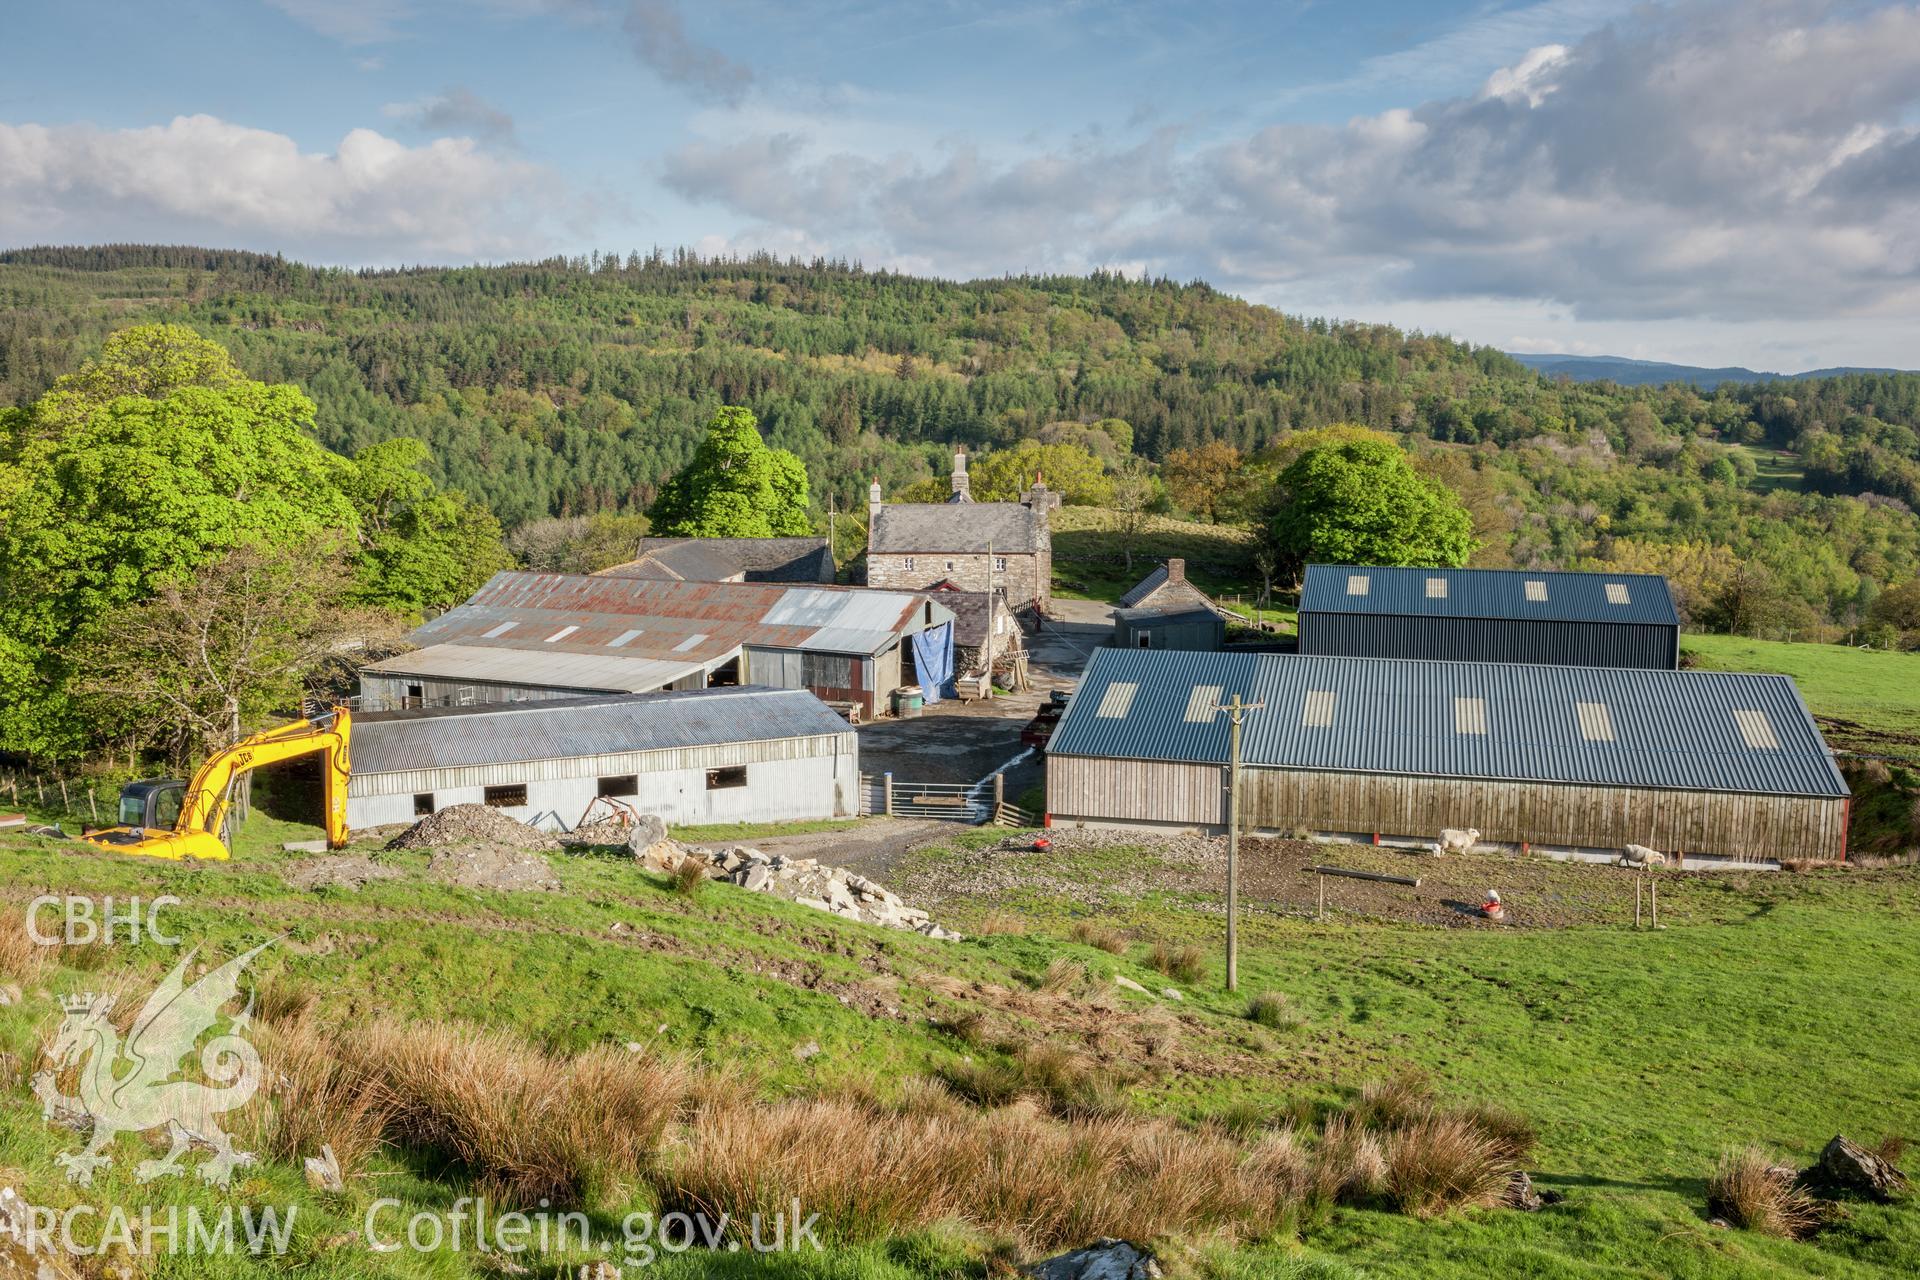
top-left (1211, 694), bottom-right (1264, 992)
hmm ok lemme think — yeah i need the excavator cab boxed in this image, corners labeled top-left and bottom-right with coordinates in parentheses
top-left (78, 709), bottom-right (352, 861)
top-left (115, 780), bottom-right (186, 831)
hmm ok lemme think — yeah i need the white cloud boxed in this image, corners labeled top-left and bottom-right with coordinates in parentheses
top-left (0, 115), bottom-right (556, 263)
top-left (264, 0), bottom-right (410, 45)
top-left (661, 0), bottom-right (1920, 330)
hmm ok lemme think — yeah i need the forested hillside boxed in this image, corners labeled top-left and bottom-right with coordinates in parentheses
top-left (4, 244), bottom-right (1919, 634)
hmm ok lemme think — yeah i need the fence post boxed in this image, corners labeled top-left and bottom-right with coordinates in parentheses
top-left (882, 772), bottom-right (894, 818)
top-left (993, 774), bottom-right (1005, 811)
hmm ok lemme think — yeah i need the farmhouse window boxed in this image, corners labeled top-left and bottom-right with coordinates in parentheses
top-left (598, 775), bottom-right (638, 798)
top-left (413, 793), bottom-right (435, 817)
top-left (707, 766), bottom-right (748, 790)
top-left (483, 784), bottom-right (528, 808)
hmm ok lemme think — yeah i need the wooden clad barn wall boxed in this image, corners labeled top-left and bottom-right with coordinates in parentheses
top-left (1048, 756), bottom-right (1225, 825)
top-left (1049, 755), bottom-right (1847, 861)
top-left (1241, 769), bottom-right (1847, 861)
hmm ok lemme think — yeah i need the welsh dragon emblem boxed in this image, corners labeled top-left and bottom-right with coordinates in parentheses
top-left (32, 941), bottom-right (272, 1188)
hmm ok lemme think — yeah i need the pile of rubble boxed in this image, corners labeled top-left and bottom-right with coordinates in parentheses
top-left (626, 822), bottom-right (959, 939)
top-left (386, 803), bottom-right (561, 852)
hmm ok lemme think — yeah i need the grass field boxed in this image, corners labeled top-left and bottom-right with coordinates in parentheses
top-left (1048, 508), bottom-right (1257, 601)
top-left (1728, 443), bottom-right (1808, 493)
top-left (3, 820), bottom-right (1917, 1278)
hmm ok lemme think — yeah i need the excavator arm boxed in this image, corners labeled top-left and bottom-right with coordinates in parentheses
top-left (82, 708), bottom-right (352, 861)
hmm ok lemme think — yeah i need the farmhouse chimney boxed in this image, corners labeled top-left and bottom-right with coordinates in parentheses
top-left (950, 448), bottom-right (971, 501)
top-left (868, 477), bottom-right (883, 521)
top-left (1167, 558), bottom-right (1186, 583)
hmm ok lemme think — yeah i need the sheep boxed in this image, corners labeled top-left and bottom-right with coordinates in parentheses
top-left (1620, 843), bottom-right (1669, 868)
top-left (1431, 827), bottom-right (1481, 856)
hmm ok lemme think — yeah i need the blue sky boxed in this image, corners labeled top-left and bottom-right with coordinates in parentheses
top-left (4, 1), bottom-right (1918, 369)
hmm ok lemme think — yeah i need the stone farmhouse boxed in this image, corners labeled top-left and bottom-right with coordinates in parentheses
top-left (865, 449), bottom-right (1057, 612)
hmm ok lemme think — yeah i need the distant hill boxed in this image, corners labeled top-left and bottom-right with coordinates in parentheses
top-left (1508, 352), bottom-right (1908, 390)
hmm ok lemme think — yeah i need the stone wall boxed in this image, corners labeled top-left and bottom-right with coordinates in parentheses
top-left (868, 550), bottom-right (1050, 609)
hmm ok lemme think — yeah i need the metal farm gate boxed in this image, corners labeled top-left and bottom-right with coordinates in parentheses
top-left (858, 772), bottom-right (989, 822)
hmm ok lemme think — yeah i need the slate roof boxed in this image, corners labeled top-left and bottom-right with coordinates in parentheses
top-left (1116, 566), bottom-right (1223, 616)
top-left (352, 688), bottom-right (854, 775)
top-left (597, 537), bottom-right (835, 584)
top-left (869, 502), bottom-right (1048, 554)
top-left (1048, 648), bottom-right (1846, 799)
top-left (927, 584), bottom-right (1013, 647)
top-left (1300, 565), bottom-right (1679, 626)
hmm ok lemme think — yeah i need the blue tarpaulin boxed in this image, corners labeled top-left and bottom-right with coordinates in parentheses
top-left (911, 622), bottom-right (955, 704)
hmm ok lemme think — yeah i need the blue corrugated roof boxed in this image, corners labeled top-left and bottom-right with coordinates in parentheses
top-left (1048, 649), bottom-right (1846, 798)
top-left (1300, 565), bottom-right (1680, 626)
top-left (352, 687), bottom-right (854, 776)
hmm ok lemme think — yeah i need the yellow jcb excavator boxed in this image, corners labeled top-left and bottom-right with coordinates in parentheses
top-left (79, 708), bottom-right (353, 861)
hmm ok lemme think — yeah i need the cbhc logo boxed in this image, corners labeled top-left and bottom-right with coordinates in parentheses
top-left (26, 896), bottom-right (183, 947)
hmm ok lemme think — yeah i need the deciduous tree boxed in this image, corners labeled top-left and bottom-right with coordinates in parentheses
top-left (1269, 438), bottom-right (1476, 573)
top-left (1162, 441), bottom-right (1254, 522)
top-left (969, 440), bottom-right (1112, 505)
top-left (76, 539), bottom-right (377, 767)
top-left (1109, 458), bottom-right (1156, 572)
top-left (648, 406), bottom-right (813, 537)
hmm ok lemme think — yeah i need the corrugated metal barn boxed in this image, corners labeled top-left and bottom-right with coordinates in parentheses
top-left (360, 572), bottom-right (954, 720)
top-left (1046, 649), bottom-right (1849, 862)
top-left (1297, 565), bottom-right (1681, 669)
top-left (347, 688), bottom-right (859, 831)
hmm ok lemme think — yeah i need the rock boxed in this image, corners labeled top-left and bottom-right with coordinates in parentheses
top-left (1708, 1216), bottom-right (1732, 1229)
top-left (1160, 988), bottom-right (1183, 1001)
top-left (304, 1144), bottom-right (345, 1194)
top-left (793, 1040), bottom-right (822, 1062)
top-left (623, 815), bottom-right (670, 859)
top-left (1801, 1135), bottom-right (1909, 1200)
top-left (1503, 1170), bottom-right (1543, 1211)
top-left (281, 839), bottom-right (330, 854)
top-left (1025, 1238), bottom-right (1161, 1280)
top-left (1114, 975), bottom-right (1150, 994)
top-left (634, 839), bottom-right (693, 874)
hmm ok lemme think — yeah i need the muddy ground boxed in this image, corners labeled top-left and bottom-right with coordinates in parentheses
top-left (892, 827), bottom-right (1685, 930)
